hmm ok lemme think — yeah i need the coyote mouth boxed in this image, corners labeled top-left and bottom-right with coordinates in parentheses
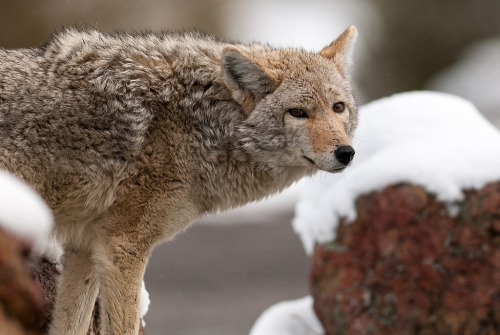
top-left (302, 156), bottom-right (316, 166)
top-left (302, 155), bottom-right (347, 173)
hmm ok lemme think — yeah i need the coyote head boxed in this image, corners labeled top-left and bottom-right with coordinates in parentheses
top-left (222, 26), bottom-right (358, 173)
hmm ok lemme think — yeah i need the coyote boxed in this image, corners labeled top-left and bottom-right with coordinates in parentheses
top-left (0, 26), bottom-right (358, 334)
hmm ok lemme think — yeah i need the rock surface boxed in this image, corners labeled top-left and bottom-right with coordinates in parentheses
top-left (0, 226), bottom-right (44, 335)
top-left (310, 182), bottom-right (500, 335)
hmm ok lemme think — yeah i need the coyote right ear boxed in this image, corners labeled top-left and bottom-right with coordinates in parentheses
top-left (320, 25), bottom-right (358, 75)
top-left (222, 47), bottom-right (277, 110)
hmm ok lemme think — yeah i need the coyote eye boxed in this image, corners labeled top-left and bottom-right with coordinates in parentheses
top-left (333, 102), bottom-right (345, 113)
top-left (288, 109), bottom-right (308, 118)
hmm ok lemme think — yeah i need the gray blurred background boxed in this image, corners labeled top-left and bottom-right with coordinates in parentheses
top-left (1, 1), bottom-right (499, 334)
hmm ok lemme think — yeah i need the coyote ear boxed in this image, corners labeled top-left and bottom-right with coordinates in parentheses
top-left (320, 25), bottom-right (358, 74)
top-left (222, 46), bottom-right (277, 108)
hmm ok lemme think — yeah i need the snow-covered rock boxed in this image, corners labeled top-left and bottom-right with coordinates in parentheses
top-left (0, 170), bottom-right (54, 254)
top-left (293, 91), bottom-right (500, 254)
top-left (249, 296), bottom-right (323, 335)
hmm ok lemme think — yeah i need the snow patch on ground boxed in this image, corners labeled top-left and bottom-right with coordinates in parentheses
top-left (293, 91), bottom-right (500, 254)
top-left (0, 170), bottom-right (54, 254)
top-left (249, 296), bottom-right (323, 335)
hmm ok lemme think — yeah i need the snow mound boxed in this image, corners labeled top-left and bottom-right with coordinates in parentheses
top-left (249, 296), bottom-right (323, 335)
top-left (0, 170), bottom-right (54, 254)
top-left (293, 91), bottom-right (500, 254)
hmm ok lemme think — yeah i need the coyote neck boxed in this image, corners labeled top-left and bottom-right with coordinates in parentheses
top-left (188, 123), bottom-right (312, 214)
top-left (196, 158), bottom-right (310, 214)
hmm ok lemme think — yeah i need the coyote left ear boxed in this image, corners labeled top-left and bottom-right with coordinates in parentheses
top-left (222, 46), bottom-right (278, 110)
top-left (320, 26), bottom-right (358, 74)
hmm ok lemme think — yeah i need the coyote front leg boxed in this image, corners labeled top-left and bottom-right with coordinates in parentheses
top-left (94, 232), bottom-right (152, 335)
top-left (50, 248), bottom-right (100, 335)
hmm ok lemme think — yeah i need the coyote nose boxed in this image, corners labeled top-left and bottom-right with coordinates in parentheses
top-left (334, 145), bottom-right (355, 165)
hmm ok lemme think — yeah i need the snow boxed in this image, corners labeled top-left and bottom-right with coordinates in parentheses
top-left (249, 296), bottom-right (323, 335)
top-left (140, 280), bottom-right (150, 327)
top-left (0, 170), bottom-right (54, 254)
top-left (0, 170), bottom-right (61, 262)
top-left (40, 234), bottom-right (64, 264)
top-left (293, 91), bottom-right (500, 254)
top-left (428, 38), bottom-right (500, 128)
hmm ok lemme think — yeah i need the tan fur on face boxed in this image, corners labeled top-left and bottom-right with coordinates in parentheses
top-left (307, 112), bottom-right (352, 154)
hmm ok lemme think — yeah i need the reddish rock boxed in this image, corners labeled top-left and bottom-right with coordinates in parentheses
top-left (28, 257), bottom-right (60, 334)
top-left (0, 226), bottom-right (44, 335)
top-left (0, 226), bottom-right (145, 335)
top-left (310, 182), bottom-right (500, 335)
